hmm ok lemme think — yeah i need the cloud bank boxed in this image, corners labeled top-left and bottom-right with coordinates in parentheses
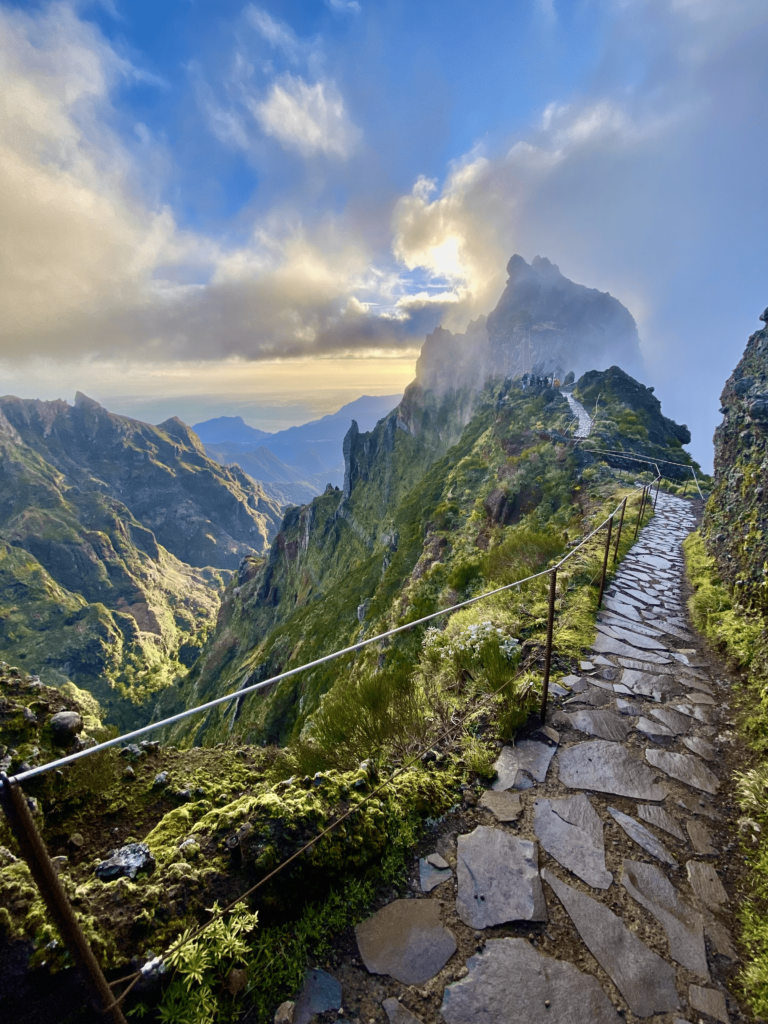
top-left (0, 0), bottom-right (766, 471)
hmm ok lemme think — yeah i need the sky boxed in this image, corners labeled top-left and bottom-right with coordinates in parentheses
top-left (0, 0), bottom-right (766, 460)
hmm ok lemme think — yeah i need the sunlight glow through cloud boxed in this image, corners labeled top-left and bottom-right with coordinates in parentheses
top-left (0, 0), bottom-right (766, 465)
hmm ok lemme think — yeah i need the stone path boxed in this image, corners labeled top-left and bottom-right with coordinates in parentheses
top-left (562, 391), bottom-right (593, 437)
top-left (288, 493), bottom-right (746, 1024)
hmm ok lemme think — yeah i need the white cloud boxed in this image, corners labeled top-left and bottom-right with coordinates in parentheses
top-left (327, 0), bottom-right (362, 13)
top-left (389, 87), bottom-right (700, 333)
top-left (244, 6), bottom-right (304, 62)
top-left (1, 0), bottom-right (767, 464)
top-left (0, 3), bottom-right (384, 362)
top-left (252, 74), bottom-right (360, 158)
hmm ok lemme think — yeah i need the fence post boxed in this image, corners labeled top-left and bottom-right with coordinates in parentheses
top-left (612, 496), bottom-right (627, 564)
top-left (0, 774), bottom-right (128, 1024)
top-left (654, 475), bottom-right (661, 510)
top-left (597, 515), bottom-right (614, 609)
top-left (539, 569), bottom-right (557, 723)
top-left (633, 485), bottom-right (648, 542)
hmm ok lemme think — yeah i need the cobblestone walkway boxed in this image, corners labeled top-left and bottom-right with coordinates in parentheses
top-left (288, 494), bottom-right (745, 1024)
top-left (562, 391), bottom-right (593, 437)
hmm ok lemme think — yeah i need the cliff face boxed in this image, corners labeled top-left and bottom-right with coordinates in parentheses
top-left (0, 393), bottom-right (282, 569)
top-left (704, 306), bottom-right (768, 607)
top-left (415, 255), bottom-right (642, 398)
top-left (0, 396), bottom-right (283, 727)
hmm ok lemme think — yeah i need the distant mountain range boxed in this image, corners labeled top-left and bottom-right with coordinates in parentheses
top-left (195, 394), bottom-right (402, 506)
top-left (0, 391), bottom-right (283, 727)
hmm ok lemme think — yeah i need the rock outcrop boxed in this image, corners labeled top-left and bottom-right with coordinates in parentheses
top-left (704, 306), bottom-right (768, 606)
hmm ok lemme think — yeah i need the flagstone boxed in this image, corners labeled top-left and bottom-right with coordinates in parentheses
top-left (621, 860), bottom-right (709, 978)
top-left (608, 807), bottom-right (676, 864)
top-left (559, 740), bottom-right (667, 800)
top-left (686, 861), bottom-right (728, 909)
top-left (533, 793), bottom-right (612, 889)
top-left (356, 900), bottom-right (457, 986)
top-left (456, 827), bottom-right (547, 928)
top-left (645, 749), bottom-right (720, 795)
top-left (637, 804), bottom-right (686, 842)
top-left (542, 869), bottom-right (680, 1018)
top-left (440, 938), bottom-right (623, 1024)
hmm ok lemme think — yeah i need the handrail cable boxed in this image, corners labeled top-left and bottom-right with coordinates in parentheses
top-left (105, 485), bottom-right (649, 1007)
top-left (6, 496), bottom-right (633, 788)
top-left (577, 444), bottom-right (705, 499)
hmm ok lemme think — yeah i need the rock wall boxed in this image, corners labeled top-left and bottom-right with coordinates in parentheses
top-left (704, 306), bottom-right (768, 608)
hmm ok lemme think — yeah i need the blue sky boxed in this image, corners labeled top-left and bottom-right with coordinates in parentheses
top-left (0, 0), bottom-right (766, 465)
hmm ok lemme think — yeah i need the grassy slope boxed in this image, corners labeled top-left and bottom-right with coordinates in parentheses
top-left (169, 371), bottom-right (696, 750)
top-left (684, 531), bottom-right (768, 1014)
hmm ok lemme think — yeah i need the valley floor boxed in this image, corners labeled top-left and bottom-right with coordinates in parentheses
top-left (280, 494), bottom-right (750, 1024)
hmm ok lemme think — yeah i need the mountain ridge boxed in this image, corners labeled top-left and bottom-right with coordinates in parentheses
top-left (0, 394), bottom-right (283, 727)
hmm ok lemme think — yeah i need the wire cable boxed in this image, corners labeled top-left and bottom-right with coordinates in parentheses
top-left (5, 495), bottom-right (632, 786)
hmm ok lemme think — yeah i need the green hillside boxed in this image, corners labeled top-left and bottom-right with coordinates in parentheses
top-left (0, 364), bottom-right (699, 1024)
top-left (0, 397), bottom-right (282, 730)
top-left (167, 368), bottom-right (697, 751)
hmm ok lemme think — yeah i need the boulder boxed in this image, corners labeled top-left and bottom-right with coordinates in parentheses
top-left (94, 843), bottom-right (155, 882)
top-left (48, 711), bottom-right (83, 744)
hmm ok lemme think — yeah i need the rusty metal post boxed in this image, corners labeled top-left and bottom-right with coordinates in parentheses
top-left (597, 515), bottom-right (614, 609)
top-left (0, 774), bottom-right (128, 1024)
top-left (633, 485), bottom-right (648, 542)
top-left (612, 496), bottom-right (627, 564)
top-left (654, 475), bottom-right (661, 510)
top-left (539, 569), bottom-right (557, 722)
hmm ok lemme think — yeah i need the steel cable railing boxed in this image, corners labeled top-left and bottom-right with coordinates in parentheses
top-left (577, 443), bottom-right (705, 500)
top-left (0, 485), bottom-right (660, 1021)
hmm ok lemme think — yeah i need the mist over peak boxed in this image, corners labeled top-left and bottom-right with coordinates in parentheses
top-left (416, 255), bottom-right (643, 395)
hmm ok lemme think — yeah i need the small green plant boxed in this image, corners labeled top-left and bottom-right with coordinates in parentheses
top-left (460, 733), bottom-right (496, 779)
top-left (153, 903), bottom-right (259, 1024)
top-left (496, 671), bottom-right (541, 739)
top-left (422, 621), bottom-right (520, 669)
top-left (737, 765), bottom-right (768, 817)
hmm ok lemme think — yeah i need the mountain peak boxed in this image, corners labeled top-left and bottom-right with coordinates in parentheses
top-left (416, 254), bottom-right (642, 395)
top-left (74, 391), bottom-right (102, 410)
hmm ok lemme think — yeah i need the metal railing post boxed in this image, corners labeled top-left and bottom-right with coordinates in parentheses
top-left (633, 485), bottom-right (648, 542)
top-left (612, 496), bottom-right (627, 564)
top-left (654, 475), bottom-right (661, 510)
top-left (540, 569), bottom-right (557, 722)
top-left (597, 515), bottom-right (614, 609)
top-left (0, 774), bottom-right (128, 1024)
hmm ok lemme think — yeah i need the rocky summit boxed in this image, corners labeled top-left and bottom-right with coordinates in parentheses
top-left (415, 255), bottom-right (642, 397)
